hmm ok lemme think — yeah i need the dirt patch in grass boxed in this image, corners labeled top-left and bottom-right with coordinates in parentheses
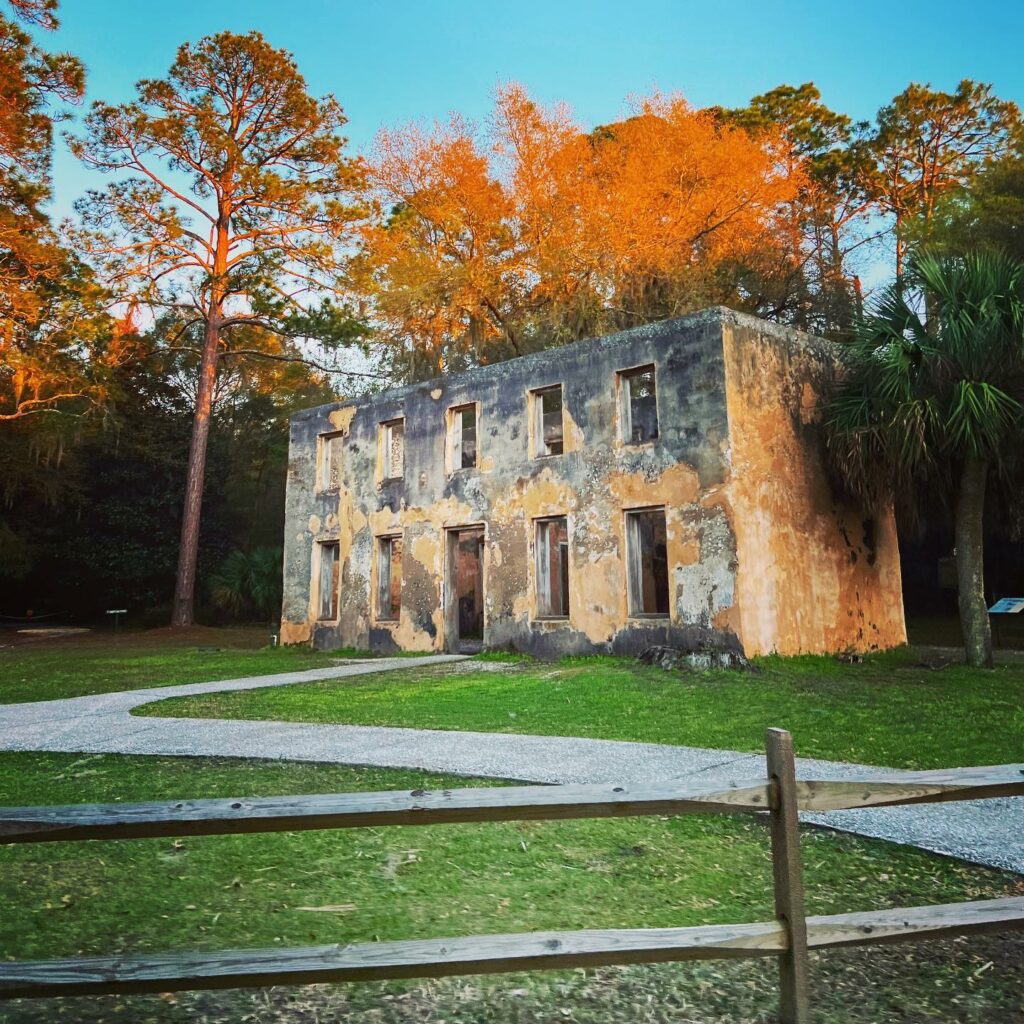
top-left (0, 624), bottom-right (274, 651)
top-left (907, 613), bottom-right (1024, 651)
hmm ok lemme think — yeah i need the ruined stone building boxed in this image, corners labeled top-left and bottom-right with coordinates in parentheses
top-left (281, 307), bottom-right (906, 657)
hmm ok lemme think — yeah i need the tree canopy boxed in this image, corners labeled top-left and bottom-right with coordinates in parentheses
top-left (872, 81), bottom-right (1019, 277)
top-left (0, 0), bottom-right (103, 424)
top-left (360, 85), bottom-right (803, 377)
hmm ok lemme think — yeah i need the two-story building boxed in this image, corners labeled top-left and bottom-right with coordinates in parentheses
top-left (280, 307), bottom-right (906, 658)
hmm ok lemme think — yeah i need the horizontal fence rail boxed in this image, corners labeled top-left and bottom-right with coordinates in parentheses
top-left (2, 765), bottom-right (1022, 846)
top-left (3, 897), bottom-right (1022, 1000)
top-left (0, 778), bottom-right (772, 844)
top-left (793, 764), bottom-right (1024, 812)
top-left (2, 730), bottom-right (1022, 1023)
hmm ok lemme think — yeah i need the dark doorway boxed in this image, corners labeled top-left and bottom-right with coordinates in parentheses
top-left (448, 527), bottom-right (484, 653)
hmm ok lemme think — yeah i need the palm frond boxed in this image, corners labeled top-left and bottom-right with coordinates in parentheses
top-left (207, 547), bottom-right (283, 621)
top-left (826, 246), bottom-right (1024, 506)
top-left (946, 380), bottom-right (1022, 457)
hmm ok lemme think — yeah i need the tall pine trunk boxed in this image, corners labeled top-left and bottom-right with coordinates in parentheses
top-left (954, 455), bottom-right (993, 668)
top-left (170, 205), bottom-right (230, 629)
top-left (170, 310), bottom-right (221, 627)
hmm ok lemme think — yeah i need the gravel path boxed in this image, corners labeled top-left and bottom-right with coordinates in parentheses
top-left (1, 656), bottom-right (1021, 874)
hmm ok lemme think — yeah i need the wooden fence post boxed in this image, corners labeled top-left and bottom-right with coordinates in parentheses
top-left (766, 728), bottom-right (811, 1024)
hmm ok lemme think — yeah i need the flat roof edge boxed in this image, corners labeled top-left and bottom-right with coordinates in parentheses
top-left (290, 306), bottom-right (835, 424)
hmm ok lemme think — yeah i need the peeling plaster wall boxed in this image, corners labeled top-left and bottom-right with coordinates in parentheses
top-left (282, 311), bottom-right (739, 656)
top-left (720, 313), bottom-right (907, 655)
top-left (281, 307), bottom-right (906, 658)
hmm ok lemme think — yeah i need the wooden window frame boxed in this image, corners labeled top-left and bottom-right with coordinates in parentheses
top-left (624, 506), bottom-right (670, 619)
top-left (445, 402), bottom-right (480, 475)
top-left (316, 540), bottom-right (340, 622)
top-left (616, 364), bottom-right (660, 446)
top-left (534, 515), bottom-right (570, 620)
top-left (375, 534), bottom-right (403, 622)
top-left (379, 418), bottom-right (405, 482)
top-left (529, 384), bottom-right (566, 459)
top-left (315, 431), bottom-right (346, 493)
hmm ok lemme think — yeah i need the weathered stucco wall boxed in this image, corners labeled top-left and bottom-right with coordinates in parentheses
top-left (720, 313), bottom-right (907, 655)
top-left (281, 307), bottom-right (906, 658)
top-left (282, 311), bottom-right (740, 656)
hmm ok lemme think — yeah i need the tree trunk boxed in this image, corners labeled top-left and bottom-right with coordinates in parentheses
top-left (954, 455), bottom-right (993, 669)
top-left (170, 311), bottom-right (221, 628)
top-left (894, 209), bottom-right (904, 284)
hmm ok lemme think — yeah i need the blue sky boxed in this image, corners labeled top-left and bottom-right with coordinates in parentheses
top-left (48, 0), bottom-right (1024, 219)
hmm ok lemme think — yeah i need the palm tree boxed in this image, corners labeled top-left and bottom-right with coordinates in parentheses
top-left (208, 548), bottom-right (284, 624)
top-left (827, 249), bottom-right (1024, 668)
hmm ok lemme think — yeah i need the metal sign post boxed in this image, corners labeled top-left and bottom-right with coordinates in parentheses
top-left (987, 598), bottom-right (1024, 649)
top-left (105, 609), bottom-right (127, 632)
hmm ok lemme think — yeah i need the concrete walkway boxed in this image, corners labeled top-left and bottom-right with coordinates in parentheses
top-left (1, 655), bottom-right (1021, 874)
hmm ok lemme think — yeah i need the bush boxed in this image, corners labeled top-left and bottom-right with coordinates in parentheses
top-left (207, 547), bottom-right (283, 622)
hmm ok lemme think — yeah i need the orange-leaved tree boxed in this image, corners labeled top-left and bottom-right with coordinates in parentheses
top-left (361, 84), bottom-right (804, 375)
top-left (0, 0), bottom-right (99, 423)
top-left (358, 114), bottom-right (519, 378)
top-left (580, 93), bottom-right (802, 328)
top-left (491, 84), bottom-right (599, 345)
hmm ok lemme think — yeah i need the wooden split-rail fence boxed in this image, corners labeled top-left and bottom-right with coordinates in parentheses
top-left (1, 729), bottom-right (1023, 1023)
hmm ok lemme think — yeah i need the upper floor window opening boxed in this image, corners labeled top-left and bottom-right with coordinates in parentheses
top-left (448, 403), bottom-right (478, 471)
top-left (380, 418), bottom-right (405, 480)
top-left (618, 365), bottom-right (659, 444)
top-left (531, 385), bottom-right (565, 458)
top-left (316, 431), bottom-right (345, 492)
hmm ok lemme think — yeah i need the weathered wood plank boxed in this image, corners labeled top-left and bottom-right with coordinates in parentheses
top-left (806, 895), bottom-right (1024, 950)
top-left (3, 897), bottom-right (1021, 1000)
top-left (0, 920), bottom-right (788, 999)
top-left (795, 765), bottom-right (1024, 812)
top-left (0, 779), bottom-right (771, 845)
top-left (766, 728), bottom-right (811, 1024)
top-left (4, 763), bottom-right (1020, 846)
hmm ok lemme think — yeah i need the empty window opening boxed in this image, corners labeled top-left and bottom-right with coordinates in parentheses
top-left (376, 535), bottom-right (403, 620)
top-left (625, 508), bottom-right (669, 616)
top-left (532, 385), bottom-right (564, 457)
top-left (317, 541), bottom-right (340, 620)
top-left (449, 404), bottom-right (478, 470)
top-left (381, 419), bottom-right (404, 480)
top-left (536, 516), bottom-right (570, 618)
top-left (619, 365), bottom-right (659, 444)
top-left (316, 431), bottom-right (345, 491)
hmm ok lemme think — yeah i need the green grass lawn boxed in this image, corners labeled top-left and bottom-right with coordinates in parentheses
top-left (0, 626), bottom-right (374, 703)
top-left (137, 647), bottom-right (1024, 770)
top-left (1, 751), bottom-right (1022, 1023)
